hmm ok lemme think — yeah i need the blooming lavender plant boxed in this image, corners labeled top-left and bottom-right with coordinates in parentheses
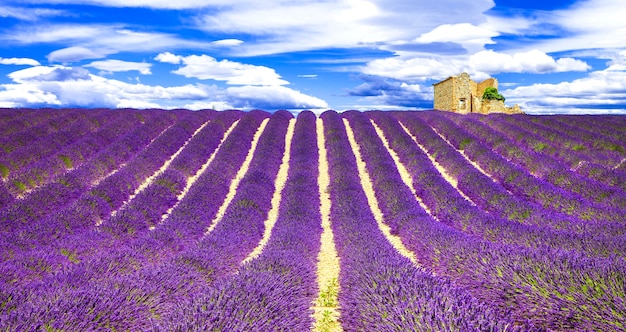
top-left (324, 110), bottom-right (516, 331)
top-left (8, 112), bottom-right (139, 194)
top-left (156, 111), bottom-right (320, 331)
top-left (0, 109), bottom-right (79, 157)
top-left (0, 111), bottom-right (175, 237)
top-left (417, 112), bottom-right (625, 225)
top-left (0, 112), bottom-right (106, 189)
top-left (366, 111), bottom-right (626, 259)
top-left (358, 111), bottom-right (626, 330)
top-left (0, 109), bottom-right (624, 331)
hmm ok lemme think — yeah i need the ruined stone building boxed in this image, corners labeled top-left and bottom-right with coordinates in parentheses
top-left (433, 72), bottom-right (522, 114)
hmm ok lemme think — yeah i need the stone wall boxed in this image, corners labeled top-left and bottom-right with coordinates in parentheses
top-left (455, 72), bottom-right (473, 114)
top-left (433, 72), bottom-right (523, 114)
top-left (480, 99), bottom-right (523, 114)
top-left (477, 78), bottom-right (497, 96)
top-left (433, 76), bottom-right (455, 112)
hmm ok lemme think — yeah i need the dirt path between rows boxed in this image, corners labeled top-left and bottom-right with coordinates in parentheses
top-left (370, 119), bottom-right (441, 222)
top-left (344, 118), bottom-right (421, 267)
top-left (242, 119), bottom-right (295, 264)
top-left (157, 120), bottom-right (240, 228)
top-left (205, 118), bottom-right (269, 235)
top-left (109, 121), bottom-right (212, 220)
top-left (311, 118), bottom-right (342, 332)
top-left (398, 121), bottom-right (477, 205)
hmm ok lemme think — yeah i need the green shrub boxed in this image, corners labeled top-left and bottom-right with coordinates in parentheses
top-left (482, 87), bottom-right (505, 102)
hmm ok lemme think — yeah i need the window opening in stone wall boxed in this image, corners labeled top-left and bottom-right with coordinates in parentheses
top-left (459, 98), bottom-right (466, 110)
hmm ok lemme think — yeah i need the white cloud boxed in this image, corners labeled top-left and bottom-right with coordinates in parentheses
top-left (11, 0), bottom-right (236, 9)
top-left (48, 46), bottom-right (108, 63)
top-left (211, 39), bottom-right (244, 46)
top-left (0, 65), bottom-right (327, 110)
top-left (415, 23), bottom-right (498, 52)
top-left (225, 85), bottom-right (328, 109)
top-left (85, 59), bottom-right (152, 75)
top-left (482, 14), bottom-right (534, 36)
top-left (183, 101), bottom-right (235, 111)
top-left (503, 68), bottom-right (626, 114)
top-left (2, 65), bottom-right (211, 107)
top-left (0, 83), bottom-right (60, 108)
top-left (361, 56), bottom-right (468, 82)
top-left (8, 25), bottom-right (106, 44)
top-left (555, 0), bottom-right (626, 34)
top-left (5, 25), bottom-right (211, 57)
top-left (154, 52), bottom-right (182, 64)
top-left (0, 6), bottom-right (66, 21)
top-left (492, 0), bottom-right (626, 54)
top-left (469, 49), bottom-right (590, 74)
top-left (195, 0), bottom-right (495, 56)
top-left (361, 49), bottom-right (590, 84)
top-left (8, 66), bottom-right (61, 83)
top-left (0, 57), bottom-right (40, 66)
top-left (160, 53), bottom-right (289, 86)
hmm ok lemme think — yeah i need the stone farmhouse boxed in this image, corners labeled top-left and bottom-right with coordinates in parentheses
top-left (433, 72), bottom-right (523, 114)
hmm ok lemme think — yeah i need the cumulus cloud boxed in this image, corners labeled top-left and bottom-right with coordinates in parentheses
top-left (225, 85), bottom-right (328, 109)
top-left (469, 49), bottom-right (590, 74)
top-left (361, 49), bottom-right (590, 84)
top-left (157, 52), bottom-right (289, 86)
top-left (0, 65), bottom-right (327, 110)
top-left (154, 52), bottom-right (182, 64)
top-left (48, 46), bottom-right (107, 63)
top-left (85, 59), bottom-right (152, 75)
top-left (361, 57), bottom-right (468, 82)
top-left (503, 68), bottom-right (626, 114)
top-left (1, 65), bottom-right (210, 107)
top-left (0, 57), bottom-right (40, 66)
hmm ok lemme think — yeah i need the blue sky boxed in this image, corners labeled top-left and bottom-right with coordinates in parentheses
top-left (0, 0), bottom-right (625, 114)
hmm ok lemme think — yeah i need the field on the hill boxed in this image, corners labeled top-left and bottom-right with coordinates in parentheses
top-left (0, 108), bottom-right (625, 331)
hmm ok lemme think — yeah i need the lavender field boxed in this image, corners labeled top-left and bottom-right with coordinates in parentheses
top-left (0, 108), bottom-right (625, 331)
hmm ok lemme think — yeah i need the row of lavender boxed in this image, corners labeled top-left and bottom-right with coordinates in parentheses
top-left (357, 111), bottom-right (625, 330)
top-left (323, 111), bottom-right (514, 330)
top-left (0, 109), bottom-right (279, 329)
top-left (0, 108), bottom-right (625, 330)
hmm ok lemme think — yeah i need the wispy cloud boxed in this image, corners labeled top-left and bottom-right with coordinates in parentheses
top-left (13, 0), bottom-right (240, 9)
top-left (48, 46), bottom-right (108, 63)
top-left (0, 6), bottom-right (66, 21)
top-left (414, 23), bottom-right (498, 53)
top-left (85, 59), bottom-right (152, 75)
top-left (195, 0), bottom-right (495, 56)
top-left (4, 24), bottom-right (212, 57)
